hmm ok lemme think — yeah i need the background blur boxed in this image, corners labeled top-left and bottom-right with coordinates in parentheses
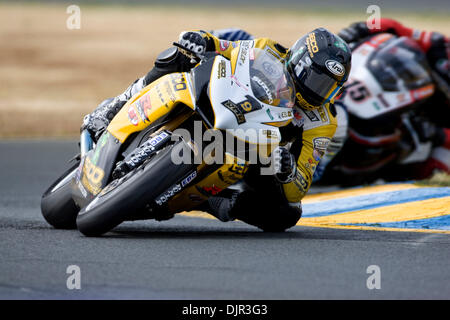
top-left (1, 0), bottom-right (449, 137)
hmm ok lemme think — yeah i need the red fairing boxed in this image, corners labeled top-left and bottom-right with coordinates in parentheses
top-left (443, 128), bottom-right (450, 149)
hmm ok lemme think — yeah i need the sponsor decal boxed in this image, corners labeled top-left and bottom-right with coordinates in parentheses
top-left (306, 32), bottom-right (319, 57)
top-left (325, 60), bottom-right (345, 76)
top-left (128, 106), bottom-right (139, 126)
top-left (125, 131), bottom-right (170, 167)
top-left (84, 156), bottom-right (105, 186)
top-left (229, 163), bottom-right (247, 175)
top-left (252, 76), bottom-right (273, 103)
top-left (164, 81), bottom-right (177, 103)
top-left (238, 41), bottom-right (252, 66)
top-left (262, 129), bottom-right (278, 139)
top-left (292, 109), bottom-right (304, 127)
top-left (313, 137), bottom-right (331, 152)
top-left (411, 84), bottom-right (435, 100)
top-left (217, 60), bottom-right (226, 79)
top-left (135, 94), bottom-right (152, 121)
top-left (170, 73), bottom-right (187, 92)
top-left (312, 137), bottom-right (331, 161)
top-left (279, 110), bottom-right (292, 119)
top-left (266, 109), bottom-right (274, 120)
top-left (304, 110), bottom-right (320, 122)
top-left (236, 95), bottom-right (262, 113)
top-left (155, 169), bottom-right (196, 205)
top-left (219, 40), bottom-right (230, 51)
top-left (317, 107), bottom-right (328, 122)
top-left (293, 170), bottom-right (308, 194)
top-left (155, 83), bottom-right (168, 108)
top-left (155, 183), bottom-right (182, 206)
top-left (313, 149), bottom-right (322, 161)
top-left (265, 45), bottom-right (282, 60)
top-left (181, 171), bottom-right (197, 187)
top-left (305, 158), bottom-right (317, 171)
top-left (81, 156), bottom-right (105, 195)
top-left (200, 185), bottom-right (223, 196)
top-left (222, 100), bottom-right (246, 124)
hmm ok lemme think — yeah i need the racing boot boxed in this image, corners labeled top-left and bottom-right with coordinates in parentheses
top-left (200, 189), bottom-right (242, 222)
top-left (81, 75), bottom-right (147, 141)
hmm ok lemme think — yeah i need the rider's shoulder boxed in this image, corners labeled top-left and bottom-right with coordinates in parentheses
top-left (253, 38), bottom-right (288, 59)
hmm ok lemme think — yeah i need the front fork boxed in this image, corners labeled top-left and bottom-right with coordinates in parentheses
top-left (80, 130), bottom-right (94, 157)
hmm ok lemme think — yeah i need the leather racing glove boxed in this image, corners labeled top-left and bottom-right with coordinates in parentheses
top-left (272, 146), bottom-right (297, 184)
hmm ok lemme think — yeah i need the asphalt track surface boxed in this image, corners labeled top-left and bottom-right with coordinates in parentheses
top-left (0, 140), bottom-right (449, 299)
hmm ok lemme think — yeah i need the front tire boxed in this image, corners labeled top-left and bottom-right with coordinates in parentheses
top-left (76, 141), bottom-right (195, 236)
top-left (41, 162), bottom-right (80, 229)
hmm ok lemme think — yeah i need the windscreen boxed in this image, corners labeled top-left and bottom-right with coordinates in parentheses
top-left (367, 37), bottom-right (432, 92)
top-left (249, 48), bottom-right (296, 108)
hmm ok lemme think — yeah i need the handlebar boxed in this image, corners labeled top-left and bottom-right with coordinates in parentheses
top-left (172, 42), bottom-right (207, 63)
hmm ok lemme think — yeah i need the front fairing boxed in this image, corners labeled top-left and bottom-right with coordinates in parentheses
top-left (340, 34), bottom-right (435, 121)
top-left (208, 42), bottom-right (296, 145)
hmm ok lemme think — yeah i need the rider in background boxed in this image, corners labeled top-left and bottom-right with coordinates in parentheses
top-left (214, 20), bottom-right (450, 181)
top-left (81, 28), bottom-right (351, 231)
top-left (337, 18), bottom-right (450, 179)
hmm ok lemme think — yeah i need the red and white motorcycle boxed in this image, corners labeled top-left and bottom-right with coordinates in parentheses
top-left (315, 33), bottom-right (446, 186)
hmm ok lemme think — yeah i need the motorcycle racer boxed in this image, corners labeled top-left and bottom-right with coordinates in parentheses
top-left (336, 18), bottom-right (450, 179)
top-left (81, 28), bottom-right (351, 231)
top-left (213, 21), bottom-right (450, 182)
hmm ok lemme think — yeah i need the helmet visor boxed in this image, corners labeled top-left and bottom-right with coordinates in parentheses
top-left (303, 67), bottom-right (342, 103)
top-left (294, 61), bottom-right (342, 105)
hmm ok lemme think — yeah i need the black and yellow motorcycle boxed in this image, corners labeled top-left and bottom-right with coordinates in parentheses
top-left (41, 42), bottom-right (296, 236)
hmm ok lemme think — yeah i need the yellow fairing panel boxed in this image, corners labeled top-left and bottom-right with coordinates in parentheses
top-left (168, 153), bottom-right (249, 214)
top-left (107, 73), bottom-right (195, 143)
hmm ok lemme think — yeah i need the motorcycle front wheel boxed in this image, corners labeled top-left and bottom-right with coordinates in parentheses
top-left (76, 140), bottom-right (195, 237)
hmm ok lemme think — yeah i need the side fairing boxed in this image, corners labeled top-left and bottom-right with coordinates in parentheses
top-left (107, 72), bottom-right (196, 143)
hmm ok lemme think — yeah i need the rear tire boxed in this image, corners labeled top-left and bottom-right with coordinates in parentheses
top-left (41, 162), bottom-right (80, 229)
top-left (76, 141), bottom-right (195, 237)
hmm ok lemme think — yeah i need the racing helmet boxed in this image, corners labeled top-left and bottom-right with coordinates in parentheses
top-left (286, 28), bottom-right (352, 109)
